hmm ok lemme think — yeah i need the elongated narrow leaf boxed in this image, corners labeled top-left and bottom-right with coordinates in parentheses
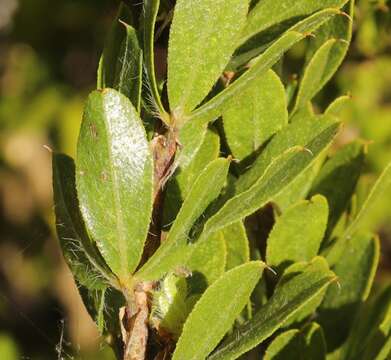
top-left (187, 9), bottom-right (339, 126)
top-left (310, 142), bottom-right (365, 238)
top-left (167, 0), bottom-right (248, 115)
top-left (275, 258), bottom-right (330, 327)
top-left (222, 70), bottom-right (287, 161)
top-left (164, 128), bottom-right (220, 226)
top-left (236, 113), bottom-right (336, 194)
top-left (113, 23), bottom-right (143, 111)
top-left (294, 36), bottom-right (351, 112)
top-left (241, 0), bottom-right (347, 45)
top-left (137, 158), bottom-right (230, 281)
top-left (266, 195), bottom-right (328, 274)
top-left (264, 323), bottom-right (326, 360)
top-left (221, 222), bottom-right (250, 270)
top-left (343, 286), bottom-right (391, 360)
top-left (201, 122), bottom-right (339, 237)
top-left (293, 1), bottom-right (353, 112)
top-left (319, 233), bottom-right (379, 351)
top-left (273, 161), bottom-right (321, 210)
top-left (346, 161), bottom-right (391, 237)
top-left (143, 0), bottom-right (167, 118)
top-left (97, 4), bottom-right (133, 90)
top-left (209, 257), bottom-right (335, 360)
top-left (173, 262), bottom-right (265, 360)
top-left (76, 89), bottom-right (153, 281)
top-left (327, 161), bottom-right (391, 264)
top-left (53, 153), bottom-right (113, 290)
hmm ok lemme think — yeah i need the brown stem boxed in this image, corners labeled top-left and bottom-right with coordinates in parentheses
top-left (139, 126), bottom-right (177, 266)
top-left (121, 283), bottom-right (154, 360)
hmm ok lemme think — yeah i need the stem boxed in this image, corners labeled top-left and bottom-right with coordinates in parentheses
top-left (139, 125), bottom-right (177, 266)
top-left (121, 283), bottom-right (154, 360)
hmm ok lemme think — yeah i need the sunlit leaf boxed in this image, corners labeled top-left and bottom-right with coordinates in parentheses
top-left (173, 262), bottom-right (265, 360)
top-left (76, 89), bottom-right (153, 281)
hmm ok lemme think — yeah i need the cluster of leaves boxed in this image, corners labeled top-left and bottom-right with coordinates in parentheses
top-left (53, 0), bottom-right (391, 359)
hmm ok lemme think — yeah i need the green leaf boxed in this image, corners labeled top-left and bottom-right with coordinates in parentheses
top-left (273, 161), bottom-right (321, 211)
top-left (275, 258), bottom-right (330, 327)
top-left (319, 233), bottom-right (380, 351)
top-left (136, 158), bottom-right (230, 281)
top-left (209, 257), bottom-right (335, 360)
top-left (187, 9), bottom-right (339, 126)
top-left (113, 23), bottom-right (143, 111)
top-left (346, 161), bottom-right (391, 237)
top-left (53, 153), bottom-right (113, 290)
top-left (310, 142), bottom-right (365, 238)
top-left (343, 286), bottom-right (391, 360)
top-left (222, 70), bottom-right (288, 161)
top-left (164, 128), bottom-right (220, 226)
top-left (79, 286), bottom-right (125, 336)
top-left (221, 222), bottom-right (250, 271)
top-left (167, 0), bottom-right (248, 116)
top-left (293, 1), bottom-right (353, 112)
top-left (186, 231), bottom-right (227, 287)
top-left (266, 195), bottom-right (328, 274)
top-left (326, 161), bottom-right (391, 265)
top-left (172, 262), bottom-right (265, 360)
top-left (235, 114), bottom-right (337, 194)
top-left (76, 89), bottom-right (153, 281)
top-left (200, 121), bottom-right (339, 237)
top-left (150, 273), bottom-right (194, 339)
top-left (264, 322), bottom-right (326, 360)
top-left (176, 120), bottom-right (208, 168)
top-left (97, 5), bottom-right (134, 90)
top-left (325, 94), bottom-right (351, 116)
top-left (241, 0), bottom-right (348, 45)
top-left (143, 0), bottom-right (168, 118)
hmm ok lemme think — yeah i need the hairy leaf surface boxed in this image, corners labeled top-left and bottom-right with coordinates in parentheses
top-left (53, 153), bottom-right (112, 290)
top-left (173, 262), bottom-right (265, 360)
top-left (200, 122), bottom-right (339, 237)
top-left (209, 257), bottom-right (335, 360)
top-left (222, 70), bottom-right (287, 161)
top-left (266, 195), bottom-right (328, 273)
top-left (137, 158), bottom-right (230, 281)
top-left (188, 9), bottom-right (339, 126)
top-left (76, 89), bottom-right (153, 281)
top-left (167, 0), bottom-right (248, 115)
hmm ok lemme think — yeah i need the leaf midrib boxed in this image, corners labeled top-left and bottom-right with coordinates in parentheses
top-left (103, 98), bottom-right (129, 280)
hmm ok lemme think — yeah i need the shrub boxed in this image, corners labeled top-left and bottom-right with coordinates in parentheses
top-left (52, 0), bottom-right (391, 359)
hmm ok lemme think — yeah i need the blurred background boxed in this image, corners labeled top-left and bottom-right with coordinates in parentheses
top-left (0, 0), bottom-right (390, 358)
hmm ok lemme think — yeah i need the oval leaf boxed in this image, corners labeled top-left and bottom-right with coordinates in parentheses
top-left (76, 89), bottom-right (153, 281)
top-left (167, 0), bottom-right (248, 115)
top-left (266, 195), bottom-right (329, 274)
top-left (222, 70), bottom-right (288, 161)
